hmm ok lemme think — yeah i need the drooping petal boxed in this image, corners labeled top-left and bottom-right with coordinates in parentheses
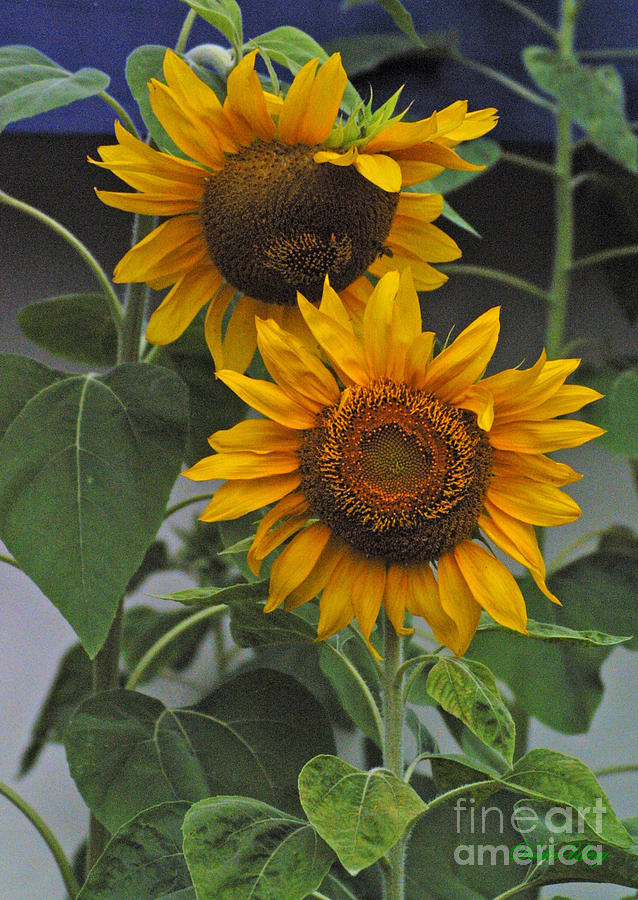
top-left (145, 263), bottom-right (223, 344)
top-left (456, 385), bottom-right (495, 431)
top-left (113, 215), bottom-right (204, 283)
top-left (316, 551), bottom-right (358, 640)
top-left (353, 153), bottom-right (403, 192)
top-left (435, 553), bottom-right (481, 656)
top-left (387, 220), bottom-right (461, 264)
top-left (489, 419), bottom-right (605, 453)
top-left (487, 478), bottom-right (582, 526)
top-left (94, 189), bottom-right (199, 216)
top-left (204, 283), bottom-right (236, 370)
top-left (224, 50), bottom-right (276, 142)
top-left (248, 492), bottom-right (309, 574)
top-left (209, 418), bottom-right (301, 454)
top-left (266, 523), bottom-right (332, 611)
top-left (350, 556), bottom-right (386, 647)
top-left (492, 450), bottom-right (582, 486)
top-left (454, 541), bottom-right (528, 634)
top-left (198, 472), bottom-right (300, 521)
top-left (383, 566), bottom-right (414, 636)
top-left (215, 370), bottom-right (318, 429)
top-left (183, 450), bottom-right (299, 481)
top-left (284, 540), bottom-right (343, 611)
top-left (297, 294), bottom-right (368, 386)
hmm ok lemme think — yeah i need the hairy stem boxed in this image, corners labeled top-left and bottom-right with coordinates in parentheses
top-left (382, 618), bottom-right (406, 900)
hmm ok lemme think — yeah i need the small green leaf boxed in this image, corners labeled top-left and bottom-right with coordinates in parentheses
top-left (426, 658), bottom-right (515, 764)
top-left (179, 0), bottom-right (243, 49)
top-left (440, 200), bottom-right (481, 237)
top-left (229, 602), bottom-right (317, 648)
top-left (523, 47), bottom-right (638, 172)
top-left (157, 579), bottom-right (267, 607)
top-left (0, 45), bottom-right (110, 130)
top-left (77, 801), bottom-right (192, 899)
top-left (503, 749), bottom-right (632, 847)
top-left (320, 639), bottom-right (383, 747)
top-left (0, 362), bottom-right (188, 657)
top-left (580, 364), bottom-right (638, 458)
top-left (405, 708), bottom-right (437, 757)
top-left (121, 606), bottom-right (212, 684)
top-left (182, 796), bottom-right (335, 900)
top-left (17, 294), bottom-right (118, 366)
top-left (65, 670), bottom-right (335, 831)
top-left (429, 753), bottom-right (499, 802)
top-left (19, 643), bottom-right (91, 775)
top-left (299, 755), bottom-right (425, 874)
top-left (247, 26), bottom-right (361, 115)
top-left (340, 0), bottom-right (423, 49)
top-left (477, 616), bottom-right (630, 648)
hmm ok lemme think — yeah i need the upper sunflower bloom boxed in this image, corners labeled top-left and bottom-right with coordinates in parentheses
top-left (183, 270), bottom-right (604, 657)
top-left (93, 49), bottom-right (497, 370)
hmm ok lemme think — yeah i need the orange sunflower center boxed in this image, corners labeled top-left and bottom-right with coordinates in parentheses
top-left (200, 140), bottom-right (399, 305)
top-left (298, 381), bottom-right (493, 564)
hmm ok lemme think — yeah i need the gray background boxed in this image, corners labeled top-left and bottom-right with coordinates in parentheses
top-left (1, 133), bottom-right (637, 899)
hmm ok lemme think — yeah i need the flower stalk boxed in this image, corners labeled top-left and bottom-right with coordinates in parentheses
top-left (382, 617), bottom-right (406, 900)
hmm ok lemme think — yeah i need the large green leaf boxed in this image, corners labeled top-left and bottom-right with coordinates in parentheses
top-left (470, 552), bottom-right (638, 733)
top-left (120, 605), bottom-right (213, 684)
top-left (65, 669), bottom-right (335, 831)
top-left (0, 361), bottom-right (188, 656)
top-left (579, 363), bottom-right (638, 458)
top-left (299, 755), bottom-right (425, 874)
top-left (330, 31), bottom-right (455, 78)
top-left (125, 46), bottom-right (224, 154)
top-left (426, 658), bottom-right (515, 765)
top-left (0, 353), bottom-right (62, 440)
top-left (0, 45), bottom-right (110, 130)
top-left (319, 638), bottom-right (383, 747)
top-left (523, 47), bottom-right (638, 172)
top-left (78, 802), bottom-right (193, 899)
top-left (178, 0), bottom-right (243, 50)
top-left (17, 294), bottom-right (118, 367)
top-left (182, 796), bottom-right (335, 900)
top-left (229, 601), bottom-right (317, 648)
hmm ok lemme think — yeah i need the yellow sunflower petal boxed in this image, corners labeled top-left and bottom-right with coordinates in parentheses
top-left (350, 556), bottom-right (385, 644)
top-left (113, 215), bottom-right (204, 283)
top-left (362, 270), bottom-right (401, 379)
top-left (248, 492), bottom-right (309, 574)
top-left (404, 331), bottom-right (436, 387)
top-left (296, 52), bottom-right (347, 145)
top-left (443, 107), bottom-right (499, 144)
top-left (247, 514), bottom-right (310, 574)
top-left (146, 263), bottom-right (223, 345)
top-left (369, 250), bottom-right (447, 292)
top-left (277, 57), bottom-right (320, 143)
top-left (436, 553), bottom-right (481, 656)
top-left (492, 450), bottom-right (582, 486)
top-left (204, 283), bottom-right (236, 370)
top-left (216, 369), bottom-right (318, 429)
top-left (353, 153), bottom-right (403, 192)
top-left (456, 385), bottom-right (495, 431)
top-left (388, 220), bottom-right (461, 264)
top-left (318, 277), bottom-right (355, 332)
top-left (489, 419), bottom-right (605, 453)
top-left (363, 115), bottom-right (438, 153)
top-left (316, 551), bottom-right (357, 640)
top-left (221, 296), bottom-right (262, 374)
top-left (405, 564), bottom-right (459, 650)
top-left (487, 478), bottom-right (582, 526)
top-left (496, 385), bottom-right (603, 424)
top-left (94, 188), bottom-right (199, 216)
top-left (394, 191), bottom-right (444, 225)
top-left (183, 450), bottom-right (299, 481)
top-left (314, 146), bottom-right (358, 167)
top-left (148, 80), bottom-right (226, 169)
top-left (284, 540), bottom-right (343, 611)
top-left (297, 294), bottom-right (368, 386)
top-left (420, 306), bottom-right (500, 400)
top-left (256, 316), bottom-right (340, 410)
top-left (266, 523), bottom-right (332, 611)
top-left (454, 541), bottom-right (527, 634)
top-left (383, 566), bottom-right (414, 636)
top-left (224, 50), bottom-right (276, 142)
top-left (209, 419), bottom-right (301, 454)
top-left (198, 472), bottom-right (300, 522)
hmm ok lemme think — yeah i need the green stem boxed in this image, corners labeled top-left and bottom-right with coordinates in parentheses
top-left (0, 552), bottom-right (21, 570)
top-left (509, 701), bottom-right (530, 761)
top-left (0, 780), bottom-right (80, 898)
top-left (595, 763), bottom-right (638, 777)
top-left (577, 47), bottom-right (638, 59)
top-left (118, 214), bottom-right (156, 363)
top-left (493, 0), bottom-right (557, 38)
top-left (424, 779), bottom-right (495, 814)
top-left (438, 264), bottom-right (550, 303)
top-left (175, 8), bottom-right (198, 54)
top-left (381, 617), bottom-right (405, 900)
top-left (500, 150), bottom-right (556, 177)
top-left (0, 189), bottom-right (123, 334)
top-left (97, 92), bottom-right (139, 137)
top-left (570, 243), bottom-right (638, 271)
top-left (492, 881), bottom-right (540, 900)
top-left (126, 604), bottom-right (226, 690)
top-left (545, 0), bottom-right (577, 359)
top-left (454, 54), bottom-right (556, 111)
top-left (164, 492), bottom-right (214, 520)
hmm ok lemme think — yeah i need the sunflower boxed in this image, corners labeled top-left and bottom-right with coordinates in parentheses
top-left (183, 270), bottom-right (604, 656)
top-left (93, 48), bottom-right (497, 370)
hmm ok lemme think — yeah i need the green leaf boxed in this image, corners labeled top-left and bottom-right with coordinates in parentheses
top-left (410, 138), bottom-right (502, 196)
top-left (17, 294), bottom-right (118, 366)
top-left (405, 708), bottom-right (437, 758)
top-left (329, 30), bottom-right (456, 78)
top-left (157, 579), bottom-right (267, 607)
top-left (77, 801), bottom-right (192, 899)
top-left (0, 362), bottom-right (188, 657)
top-left (428, 753), bottom-right (500, 802)
top-left (247, 26), bottom-right (361, 116)
top-left (182, 796), bottom-right (335, 900)
top-left (229, 602), bottom-right (317, 648)
top-left (320, 639), bottom-right (383, 747)
top-left (179, 0), bottom-right (243, 49)
top-left (299, 755), bottom-right (425, 874)
top-left (0, 45), bottom-right (110, 130)
top-left (340, 0), bottom-right (423, 49)
top-left (579, 364), bottom-right (638, 458)
top-left (477, 616), bottom-right (630, 648)
top-left (0, 353), bottom-right (62, 441)
top-left (503, 749), bottom-right (632, 847)
top-left (120, 606), bottom-right (212, 684)
top-left (19, 643), bottom-right (91, 775)
top-left (523, 47), bottom-right (638, 172)
top-left (125, 46), bottom-right (224, 154)
top-left (65, 669), bottom-right (335, 831)
top-left (426, 658), bottom-right (515, 765)
top-left (440, 200), bottom-right (481, 237)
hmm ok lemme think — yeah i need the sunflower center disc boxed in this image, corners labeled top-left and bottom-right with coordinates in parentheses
top-left (200, 140), bottom-right (399, 305)
top-left (298, 381), bottom-right (493, 564)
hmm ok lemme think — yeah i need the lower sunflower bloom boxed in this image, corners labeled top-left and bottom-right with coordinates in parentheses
top-left (93, 48), bottom-right (496, 371)
top-left (184, 270), bottom-right (603, 656)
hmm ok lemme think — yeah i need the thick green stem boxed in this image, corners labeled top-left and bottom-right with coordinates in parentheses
top-left (545, 0), bottom-right (577, 358)
top-left (381, 618), bottom-right (405, 900)
top-left (0, 781), bottom-right (80, 898)
top-left (175, 8), bottom-right (198, 54)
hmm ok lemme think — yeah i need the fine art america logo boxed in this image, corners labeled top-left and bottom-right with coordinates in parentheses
top-left (453, 797), bottom-right (609, 867)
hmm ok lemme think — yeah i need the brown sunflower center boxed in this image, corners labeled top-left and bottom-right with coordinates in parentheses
top-left (200, 140), bottom-right (399, 305)
top-left (298, 381), bottom-right (493, 564)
